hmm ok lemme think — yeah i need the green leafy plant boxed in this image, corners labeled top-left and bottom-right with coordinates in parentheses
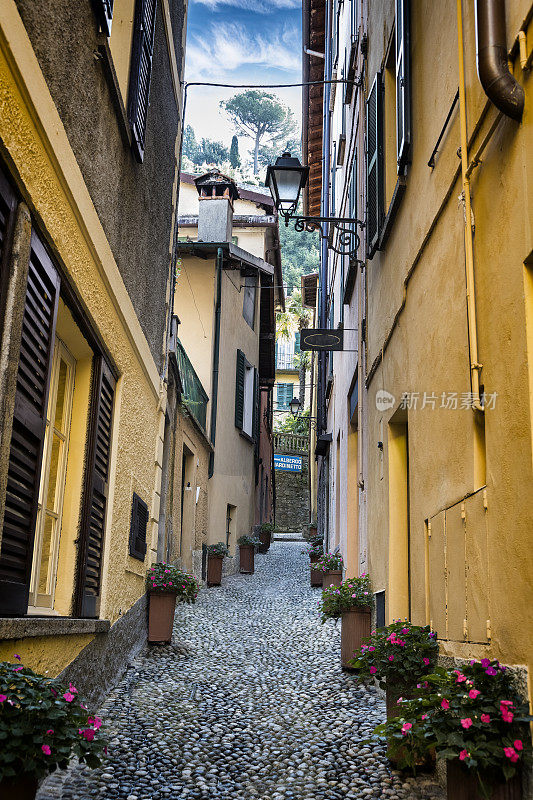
top-left (0, 659), bottom-right (107, 781)
top-left (260, 523), bottom-right (274, 534)
top-left (303, 541), bottom-right (323, 558)
top-left (207, 542), bottom-right (230, 558)
top-left (146, 563), bottom-right (199, 603)
top-left (349, 620), bottom-right (439, 690)
top-left (372, 659), bottom-right (532, 795)
top-left (318, 574), bottom-right (372, 622)
top-left (313, 552), bottom-right (343, 573)
top-left (237, 535), bottom-right (261, 547)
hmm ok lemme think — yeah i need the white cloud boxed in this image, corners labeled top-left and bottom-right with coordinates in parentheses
top-left (191, 0), bottom-right (300, 11)
top-left (185, 22), bottom-right (300, 80)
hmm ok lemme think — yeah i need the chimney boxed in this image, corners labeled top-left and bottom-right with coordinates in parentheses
top-left (194, 170), bottom-right (239, 243)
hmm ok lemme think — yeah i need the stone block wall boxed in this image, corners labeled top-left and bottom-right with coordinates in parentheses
top-left (275, 454), bottom-right (309, 531)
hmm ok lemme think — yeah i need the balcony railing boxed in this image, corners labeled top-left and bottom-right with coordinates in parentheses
top-left (273, 432), bottom-right (309, 454)
top-left (276, 355), bottom-right (296, 370)
top-left (175, 338), bottom-right (209, 431)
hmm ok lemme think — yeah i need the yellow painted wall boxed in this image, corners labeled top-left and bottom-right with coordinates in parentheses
top-left (0, 5), bottom-right (165, 674)
top-left (364, 0), bottom-right (533, 672)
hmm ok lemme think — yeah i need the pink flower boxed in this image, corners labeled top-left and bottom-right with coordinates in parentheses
top-left (0, 695), bottom-right (6, 703)
top-left (388, 655), bottom-right (394, 662)
top-left (46, 729), bottom-right (54, 735)
top-left (14, 654), bottom-right (21, 661)
top-left (423, 658), bottom-right (430, 666)
top-left (461, 718), bottom-right (473, 729)
top-left (459, 750), bottom-right (469, 761)
top-left (401, 723), bottom-right (412, 735)
top-left (397, 697), bottom-right (403, 704)
top-left (369, 646), bottom-right (375, 652)
top-left (41, 745), bottom-right (51, 755)
top-left (485, 667), bottom-right (498, 676)
top-left (441, 699), bottom-right (450, 710)
top-left (480, 658), bottom-right (490, 668)
top-left (469, 689), bottom-right (480, 699)
top-left (369, 666), bottom-right (377, 674)
top-left (500, 700), bottom-right (513, 707)
top-left (455, 672), bottom-right (467, 683)
top-left (502, 710), bottom-right (514, 723)
top-left (504, 747), bottom-right (519, 763)
top-left (514, 740), bottom-right (523, 751)
top-left (421, 714), bottom-right (428, 720)
top-left (351, 594), bottom-right (357, 598)
top-left (402, 628), bottom-right (409, 634)
top-left (63, 692), bottom-right (75, 702)
top-left (82, 729), bottom-right (95, 741)
top-left (88, 716), bottom-right (102, 730)
top-left (69, 683), bottom-right (78, 694)
top-left (13, 666), bottom-right (22, 672)
top-left (481, 714), bottom-right (490, 723)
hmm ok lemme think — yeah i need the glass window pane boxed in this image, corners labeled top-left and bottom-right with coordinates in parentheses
top-left (46, 433), bottom-right (62, 511)
top-left (54, 358), bottom-right (68, 432)
top-left (38, 515), bottom-right (55, 594)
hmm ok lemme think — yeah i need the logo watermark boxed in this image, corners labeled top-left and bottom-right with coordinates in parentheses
top-left (375, 390), bottom-right (497, 411)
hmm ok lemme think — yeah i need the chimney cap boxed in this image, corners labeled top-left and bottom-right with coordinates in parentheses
top-left (194, 169), bottom-right (240, 202)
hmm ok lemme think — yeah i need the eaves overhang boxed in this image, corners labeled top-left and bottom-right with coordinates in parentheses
top-left (176, 241), bottom-right (274, 277)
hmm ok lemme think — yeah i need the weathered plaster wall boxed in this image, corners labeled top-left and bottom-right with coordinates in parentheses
top-left (13, 0), bottom-right (184, 372)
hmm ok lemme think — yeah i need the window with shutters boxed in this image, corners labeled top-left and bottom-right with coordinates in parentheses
top-left (276, 383), bottom-right (294, 411)
top-left (243, 275), bottom-right (256, 329)
top-left (127, 0), bottom-right (157, 162)
top-left (93, 0), bottom-right (114, 37)
top-left (366, 73), bottom-right (384, 258)
top-left (129, 493), bottom-right (148, 561)
top-left (235, 350), bottom-right (256, 440)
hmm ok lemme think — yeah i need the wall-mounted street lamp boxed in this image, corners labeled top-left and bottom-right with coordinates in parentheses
top-left (265, 152), bottom-right (365, 258)
top-left (288, 396), bottom-right (320, 432)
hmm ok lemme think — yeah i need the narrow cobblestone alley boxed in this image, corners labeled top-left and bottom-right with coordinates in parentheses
top-left (38, 543), bottom-right (444, 800)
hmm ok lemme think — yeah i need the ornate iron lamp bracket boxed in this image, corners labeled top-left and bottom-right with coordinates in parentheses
top-left (282, 212), bottom-right (366, 258)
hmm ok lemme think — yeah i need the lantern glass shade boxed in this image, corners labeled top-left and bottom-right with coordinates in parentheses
top-left (266, 152), bottom-right (309, 215)
top-left (289, 396), bottom-right (301, 417)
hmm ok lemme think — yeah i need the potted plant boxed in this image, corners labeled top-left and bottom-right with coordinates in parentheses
top-left (0, 659), bottom-right (107, 800)
top-left (372, 659), bottom-right (531, 798)
top-left (313, 551), bottom-right (344, 588)
top-left (237, 535), bottom-right (260, 574)
top-left (318, 574), bottom-right (373, 667)
top-left (350, 620), bottom-right (439, 717)
top-left (258, 523), bottom-right (274, 554)
top-left (303, 540), bottom-right (323, 587)
top-left (146, 563), bottom-right (199, 643)
top-left (206, 542), bottom-right (230, 586)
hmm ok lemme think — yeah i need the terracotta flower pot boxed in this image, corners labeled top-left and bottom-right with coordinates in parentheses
top-left (310, 554), bottom-right (322, 587)
top-left (447, 760), bottom-right (522, 800)
top-left (258, 531), bottom-right (271, 553)
top-left (148, 591), bottom-right (177, 643)
top-left (0, 774), bottom-right (38, 800)
top-left (309, 525), bottom-right (318, 538)
top-left (385, 684), bottom-right (435, 771)
top-left (341, 607), bottom-right (371, 668)
top-left (322, 569), bottom-right (342, 589)
top-left (207, 554), bottom-right (223, 586)
top-left (239, 545), bottom-right (255, 574)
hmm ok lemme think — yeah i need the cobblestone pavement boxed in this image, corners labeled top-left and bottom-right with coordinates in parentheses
top-left (38, 542), bottom-right (444, 800)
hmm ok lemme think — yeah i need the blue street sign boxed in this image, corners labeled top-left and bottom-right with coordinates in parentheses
top-left (274, 454), bottom-right (302, 472)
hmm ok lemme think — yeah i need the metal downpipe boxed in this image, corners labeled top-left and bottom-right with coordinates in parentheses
top-left (208, 247), bottom-right (223, 478)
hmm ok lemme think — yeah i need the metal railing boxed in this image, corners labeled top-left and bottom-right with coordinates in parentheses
top-left (276, 355), bottom-right (296, 370)
top-left (273, 432), bottom-right (309, 454)
top-left (175, 338), bottom-right (209, 431)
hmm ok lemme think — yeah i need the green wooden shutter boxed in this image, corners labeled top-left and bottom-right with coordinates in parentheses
top-left (93, 0), bottom-right (114, 36)
top-left (366, 72), bottom-right (384, 258)
top-left (128, 0), bottom-right (157, 162)
top-left (235, 349), bottom-right (245, 429)
top-left (0, 232), bottom-right (60, 615)
top-left (0, 167), bottom-right (17, 314)
top-left (76, 358), bottom-right (116, 618)
top-left (253, 369), bottom-right (260, 446)
top-left (396, 0), bottom-right (411, 171)
top-left (286, 383), bottom-right (294, 407)
top-left (294, 332), bottom-right (300, 354)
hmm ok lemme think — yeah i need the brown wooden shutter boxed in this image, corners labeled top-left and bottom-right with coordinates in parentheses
top-left (366, 72), bottom-right (384, 259)
top-left (128, 0), bottom-right (157, 163)
top-left (129, 492), bottom-right (148, 561)
top-left (0, 232), bottom-right (60, 615)
top-left (76, 358), bottom-right (116, 618)
top-left (253, 369), bottom-right (260, 446)
top-left (235, 349), bottom-right (245, 430)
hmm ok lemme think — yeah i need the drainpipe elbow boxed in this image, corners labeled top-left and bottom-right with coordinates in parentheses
top-left (475, 0), bottom-right (525, 121)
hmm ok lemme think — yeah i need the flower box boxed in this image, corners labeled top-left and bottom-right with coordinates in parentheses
top-left (239, 545), bottom-right (255, 574)
top-left (258, 530), bottom-right (271, 553)
top-left (0, 774), bottom-right (38, 800)
top-left (310, 554), bottom-right (322, 587)
top-left (341, 607), bottom-right (371, 668)
top-left (447, 760), bottom-right (521, 800)
top-left (322, 570), bottom-right (342, 589)
top-left (207, 554), bottom-right (223, 586)
top-left (148, 592), bottom-right (177, 643)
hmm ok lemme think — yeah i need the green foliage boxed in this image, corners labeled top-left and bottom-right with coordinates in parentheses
top-left (207, 542), bottom-right (230, 558)
top-left (318, 574), bottom-right (373, 622)
top-left (372, 660), bottom-right (532, 792)
top-left (229, 136), bottom-right (240, 168)
top-left (279, 218), bottom-right (320, 295)
top-left (183, 125), bottom-right (230, 167)
top-left (274, 408), bottom-right (309, 435)
top-left (314, 551), bottom-right (343, 573)
top-left (220, 91), bottom-right (296, 175)
top-left (237, 535), bottom-right (261, 547)
top-left (260, 523), bottom-right (274, 533)
top-left (0, 660), bottom-right (107, 780)
top-left (349, 620), bottom-right (439, 690)
top-left (146, 563), bottom-right (199, 602)
top-left (257, 135), bottom-right (302, 170)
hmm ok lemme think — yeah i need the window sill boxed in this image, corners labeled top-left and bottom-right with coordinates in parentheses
top-left (378, 176), bottom-right (407, 251)
top-left (239, 430), bottom-right (255, 445)
top-left (0, 617), bottom-right (111, 640)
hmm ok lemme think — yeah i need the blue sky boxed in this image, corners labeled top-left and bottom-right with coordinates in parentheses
top-left (184, 0), bottom-right (302, 174)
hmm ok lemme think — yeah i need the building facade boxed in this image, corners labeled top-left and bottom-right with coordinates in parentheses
top-left (0, 0), bottom-right (188, 700)
top-left (304, 0), bottom-right (532, 682)
top-left (176, 172), bottom-right (283, 566)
